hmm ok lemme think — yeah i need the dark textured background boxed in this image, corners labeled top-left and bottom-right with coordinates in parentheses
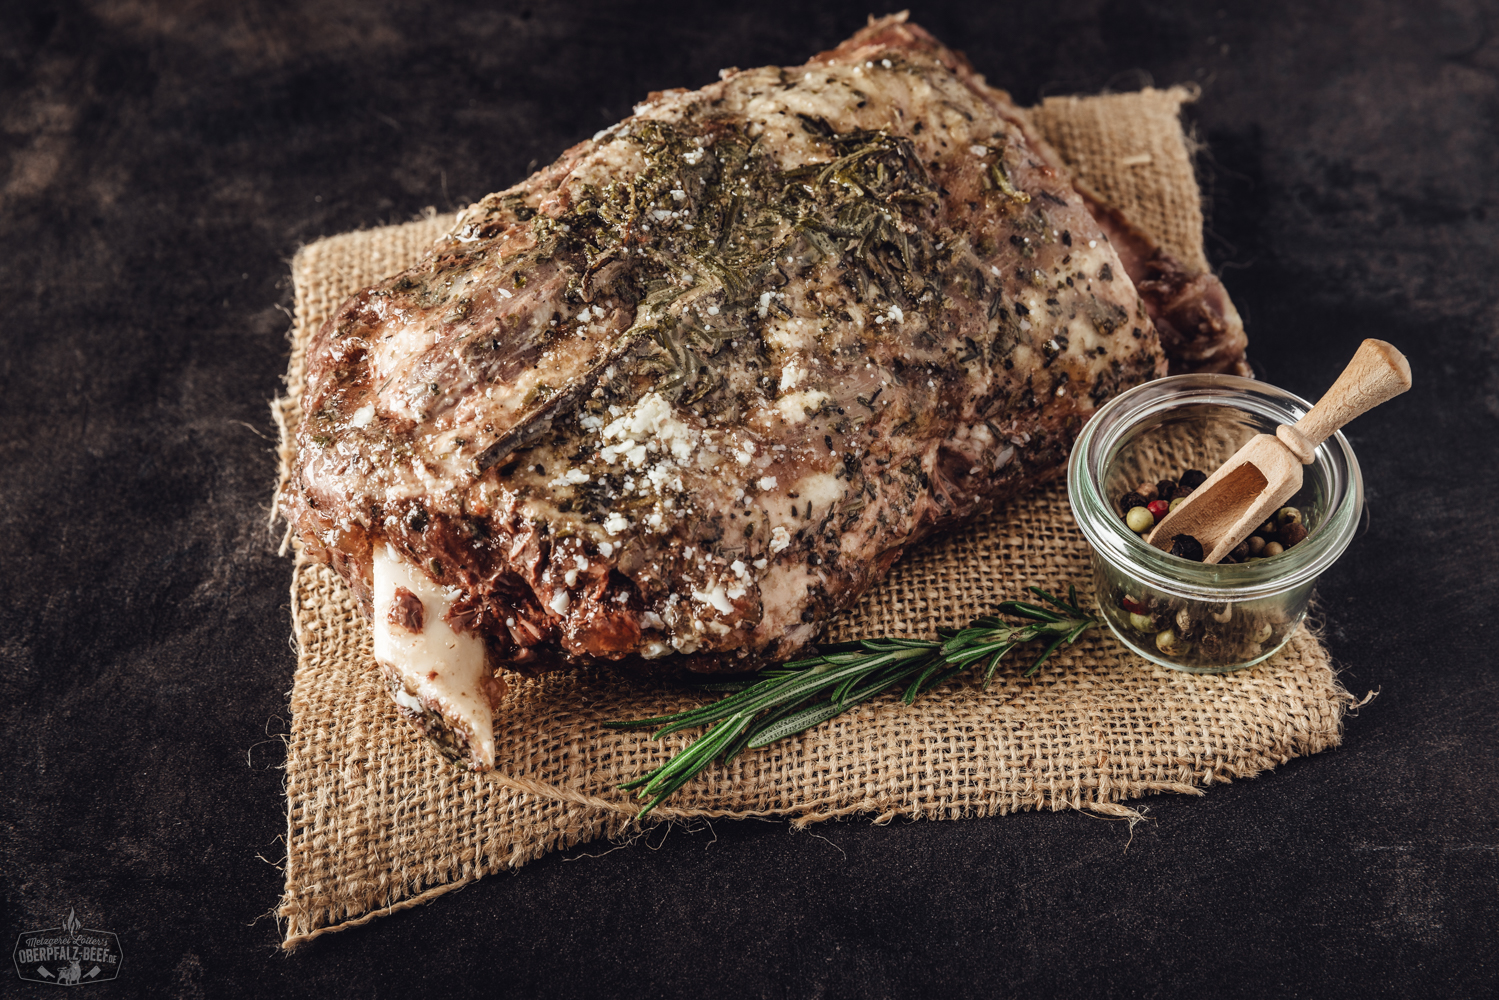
top-left (3, 1), bottom-right (1496, 996)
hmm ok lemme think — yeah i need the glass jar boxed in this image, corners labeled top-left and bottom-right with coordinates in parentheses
top-left (1067, 374), bottom-right (1364, 673)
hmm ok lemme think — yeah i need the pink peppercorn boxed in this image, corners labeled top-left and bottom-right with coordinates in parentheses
top-left (1147, 499), bottom-right (1170, 521)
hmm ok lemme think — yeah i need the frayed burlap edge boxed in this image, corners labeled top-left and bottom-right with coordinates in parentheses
top-left (271, 91), bottom-right (1355, 949)
top-left (1027, 85), bottom-right (1210, 272)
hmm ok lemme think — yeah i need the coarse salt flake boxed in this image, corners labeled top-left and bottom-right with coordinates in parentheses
top-left (692, 585), bottom-right (734, 615)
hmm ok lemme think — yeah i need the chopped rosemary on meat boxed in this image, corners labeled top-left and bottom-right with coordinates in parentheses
top-left (605, 585), bottom-right (1096, 817)
top-left (510, 117), bottom-right (952, 405)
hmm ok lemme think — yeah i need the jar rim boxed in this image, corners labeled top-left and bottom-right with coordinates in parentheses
top-left (1067, 374), bottom-right (1364, 601)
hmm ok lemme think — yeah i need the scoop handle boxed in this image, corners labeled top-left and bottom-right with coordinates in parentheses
top-left (1276, 339), bottom-right (1411, 463)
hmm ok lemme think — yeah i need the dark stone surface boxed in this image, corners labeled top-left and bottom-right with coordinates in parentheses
top-left (2, 1), bottom-right (1496, 996)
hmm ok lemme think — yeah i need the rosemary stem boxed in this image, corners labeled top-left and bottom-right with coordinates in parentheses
top-left (605, 587), bottom-right (1096, 817)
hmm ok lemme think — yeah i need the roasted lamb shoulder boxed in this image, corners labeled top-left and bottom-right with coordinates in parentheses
top-left (281, 14), bottom-right (1248, 769)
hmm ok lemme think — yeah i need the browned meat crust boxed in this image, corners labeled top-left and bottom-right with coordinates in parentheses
top-left (1077, 197), bottom-right (1250, 376)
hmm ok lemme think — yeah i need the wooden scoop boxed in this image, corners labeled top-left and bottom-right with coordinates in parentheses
top-left (1147, 339), bottom-right (1411, 563)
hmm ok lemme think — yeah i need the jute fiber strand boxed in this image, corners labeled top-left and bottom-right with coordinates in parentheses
top-left (272, 91), bottom-right (1353, 949)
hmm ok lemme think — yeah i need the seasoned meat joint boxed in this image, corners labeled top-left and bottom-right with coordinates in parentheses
top-left (281, 14), bottom-right (1248, 768)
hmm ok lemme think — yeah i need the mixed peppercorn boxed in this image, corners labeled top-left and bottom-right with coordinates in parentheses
top-left (1111, 585), bottom-right (1287, 667)
top-left (1116, 471), bottom-right (1310, 563)
top-left (1099, 468), bottom-right (1317, 668)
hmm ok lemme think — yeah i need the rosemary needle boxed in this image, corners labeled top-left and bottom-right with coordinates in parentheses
top-left (605, 585), bottom-right (1097, 817)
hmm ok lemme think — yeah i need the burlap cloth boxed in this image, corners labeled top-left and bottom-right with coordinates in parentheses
top-left (271, 87), bottom-right (1353, 948)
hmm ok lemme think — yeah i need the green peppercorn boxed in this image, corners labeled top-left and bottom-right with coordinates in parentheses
top-left (1129, 612), bottom-right (1154, 632)
top-left (1251, 622), bottom-right (1273, 644)
top-left (1125, 506), bottom-right (1155, 533)
top-left (1155, 628), bottom-right (1181, 653)
top-left (1263, 541), bottom-right (1285, 557)
top-left (1276, 506), bottom-right (1302, 527)
top-left (1168, 496), bottom-right (1186, 511)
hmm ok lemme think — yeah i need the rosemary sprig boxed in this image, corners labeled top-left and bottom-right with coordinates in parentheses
top-left (605, 585), bottom-right (1096, 817)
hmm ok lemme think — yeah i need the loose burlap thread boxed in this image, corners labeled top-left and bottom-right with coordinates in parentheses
top-left (273, 89), bottom-right (1353, 948)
